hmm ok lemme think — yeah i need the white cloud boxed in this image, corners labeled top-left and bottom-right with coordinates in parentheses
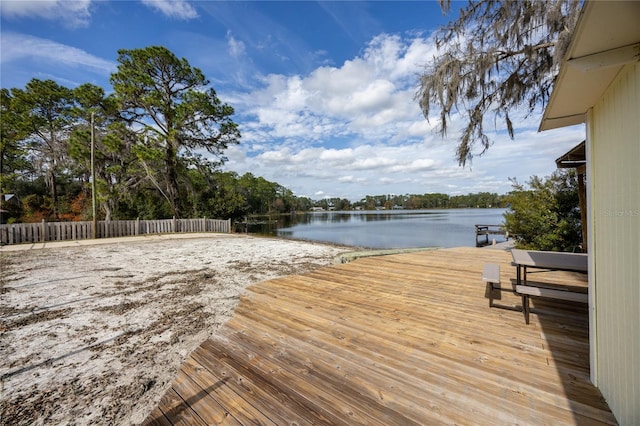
top-left (389, 159), bottom-right (436, 173)
top-left (225, 142), bottom-right (450, 198)
top-left (406, 119), bottom-right (433, 137)
top-left (351, 156), bottom-right (397, 171)
top-left (1, 32), bottom-right (115, 74)
top-left (319, 148), bottom-right (354, 163)
top-left (231, 34), bottom-right (440, 153)
top-left (140, 0), bottom-right (197, 20)
top-left (0, 0), bottom-right (92, 28)
top-left (338, 175), bottom-right (366, 184)
top-left (223, 123), bottom-right (585, 201)
top-left (306, 60), bottom-right (374, 98)
top-left (326, 79), bottom-right (395, 115)
top-left (218, 33), bottom-right (586, 200)
top-left (226, 31), bottom-right (246, 59)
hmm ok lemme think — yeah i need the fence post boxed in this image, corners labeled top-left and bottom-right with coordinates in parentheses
top-left (172, 216), bottom-right (177, 233)
top-left (227, 219), bottom-right (231, 233)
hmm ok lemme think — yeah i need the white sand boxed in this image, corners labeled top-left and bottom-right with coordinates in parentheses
top-left (0, 233), bottom-right (349, 425)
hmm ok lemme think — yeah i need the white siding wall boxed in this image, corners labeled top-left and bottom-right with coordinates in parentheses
top-left (589, 62), bottom-right (640, 425)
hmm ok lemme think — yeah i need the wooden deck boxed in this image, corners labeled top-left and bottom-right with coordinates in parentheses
top-left (142, 247), bottom-right (616, 425)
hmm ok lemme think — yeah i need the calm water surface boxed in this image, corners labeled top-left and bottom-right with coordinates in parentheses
top-left (251, 208), bottom-right (507, 249)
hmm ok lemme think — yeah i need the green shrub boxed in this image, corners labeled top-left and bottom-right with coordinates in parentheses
top-left (504, 170), bottom-right (582, 251)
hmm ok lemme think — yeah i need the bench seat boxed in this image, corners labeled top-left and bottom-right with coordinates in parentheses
top-left (515, 285), bottom-right (588, 303)
top-left (517, 284), bottom-right (588, 324)
top-left (483, 263), bottom-right (502, 308)
top-left (485, 262), bottom-right (588, 324)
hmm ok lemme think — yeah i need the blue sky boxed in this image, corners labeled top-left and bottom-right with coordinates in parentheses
top-left (0, 0), bottom-right (585, 201)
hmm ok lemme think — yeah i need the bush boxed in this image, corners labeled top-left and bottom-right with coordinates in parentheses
top-left (504, 170), bottom-right (582, 252)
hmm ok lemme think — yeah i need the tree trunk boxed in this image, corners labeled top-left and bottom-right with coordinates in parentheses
top-left (165, 143), bottom-right (181, 218)
top-left (50, 171), bottom-right (59, 220)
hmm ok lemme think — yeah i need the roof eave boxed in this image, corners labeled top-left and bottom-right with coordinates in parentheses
top-left (539, 1), bottom-right (640, 132)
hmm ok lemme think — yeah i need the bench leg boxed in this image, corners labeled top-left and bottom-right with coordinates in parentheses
top-left (522, 294), bottom-right (530, 324)
top-left (489, 283), bottom-right (494, 307)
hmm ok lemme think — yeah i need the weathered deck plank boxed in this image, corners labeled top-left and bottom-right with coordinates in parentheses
top-left (143, 247), bottom-right (616, 425)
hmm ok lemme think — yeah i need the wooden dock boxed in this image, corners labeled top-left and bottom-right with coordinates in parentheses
top-left (142, 247), bottom-right (615, 425)
top-left (475, 224), bottom-right (509, 246)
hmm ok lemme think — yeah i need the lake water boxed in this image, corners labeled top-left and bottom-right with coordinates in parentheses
top-left (251, 208), bottom-right (507, 249)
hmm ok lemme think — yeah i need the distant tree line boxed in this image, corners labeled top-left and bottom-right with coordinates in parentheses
top-left (345, 192), bottom-right (506, 211)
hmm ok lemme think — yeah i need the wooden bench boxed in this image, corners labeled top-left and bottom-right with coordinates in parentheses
top-left (516, 285), bottom-right (588, 324)
top-left (484, 263), bottom-right (588, 323)
top-left (482, 263), bottom-right (502, 307)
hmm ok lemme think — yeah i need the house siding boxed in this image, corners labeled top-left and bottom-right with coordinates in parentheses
top-left (589, 62), bottom-right (640, 425)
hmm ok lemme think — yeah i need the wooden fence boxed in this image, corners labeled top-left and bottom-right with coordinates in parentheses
top-left (0, 218), bottom-right (231, 246)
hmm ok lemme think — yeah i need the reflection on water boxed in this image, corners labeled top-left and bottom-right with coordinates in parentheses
top-left (243, 208), bottom-right (507, 249)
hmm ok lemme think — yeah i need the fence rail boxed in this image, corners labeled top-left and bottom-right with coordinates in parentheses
top-left (0, 218), bottom-right (231, 245)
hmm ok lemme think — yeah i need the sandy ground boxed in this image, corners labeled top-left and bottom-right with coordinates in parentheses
top-left (0, 233), bottom-right (349, 425)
